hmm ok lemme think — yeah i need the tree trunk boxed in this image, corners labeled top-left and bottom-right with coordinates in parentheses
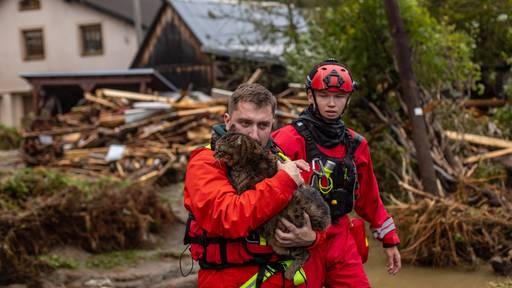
top-left (383, 0), bottom-right (440, 196)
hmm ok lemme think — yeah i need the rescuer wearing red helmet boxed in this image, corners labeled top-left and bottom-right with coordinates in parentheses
top-left (272, 59), bottom-right (401, 287)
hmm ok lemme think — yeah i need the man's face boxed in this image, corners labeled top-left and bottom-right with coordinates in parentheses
top-left (224, 101), bottom-right (273, 146)
top-left (308, 89), bottom-right (350, 120)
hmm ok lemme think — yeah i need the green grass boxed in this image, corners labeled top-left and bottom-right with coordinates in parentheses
top-left (85, 250), bottom-right (143, 270)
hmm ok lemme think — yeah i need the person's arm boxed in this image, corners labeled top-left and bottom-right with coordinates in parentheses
top-left (353, 139), bottom-right (401, 274)
top-left (272, 127), bottom-right (325, 249)
top-left (184, 148), bottom-right (298, 239)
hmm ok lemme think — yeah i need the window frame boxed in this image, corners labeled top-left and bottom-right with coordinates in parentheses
top-left (19, 0), bottom-right (41, 11)
top-left (79, 23), bottom-right (104, 56)
top-left (21, 28), bottom-right (45, 61)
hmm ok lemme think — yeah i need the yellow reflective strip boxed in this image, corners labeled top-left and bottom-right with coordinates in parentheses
top-left (293, 267), bottom-right (307, 286)
top-left (205, 144), bottom-right (211, 149)
top-left (240, 273), bottom-right (258, 288)
top-left (259, 234), bottom-right (267, 246)
top-left (277, 151), bottom-right (290, 161)
top-left (240, 260), bottom-right (307, 288)
top-left (240, 266), bottom-right (276, 288)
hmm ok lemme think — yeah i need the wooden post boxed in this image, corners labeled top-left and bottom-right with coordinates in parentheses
top-left (31, 84), bottom-right (41, 115)
top-left (383, 0), bottom-right (440, 196)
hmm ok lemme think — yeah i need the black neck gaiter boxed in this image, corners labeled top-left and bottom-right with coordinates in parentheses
top-left (296, 105), bottom-right (346, 148)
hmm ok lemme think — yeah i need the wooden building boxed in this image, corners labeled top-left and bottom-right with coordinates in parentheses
top-left (131, 0), bottom-right (305, 92)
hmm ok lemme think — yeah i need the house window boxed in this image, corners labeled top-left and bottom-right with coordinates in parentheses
top-left (80, 24), bottom-right (103, 56)
top-left (19, 0), bottom-right (40, 11)
top-left (22, 29), bottom-right (45, 60)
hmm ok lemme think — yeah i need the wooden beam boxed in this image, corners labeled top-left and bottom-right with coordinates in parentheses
top-left (211, 88), bottom-right (232, 98)
top-left (84, 92), bottom-right (119, 109)
top-left (444, 131), bottom-right (512, 148)
top-left (464, 98), bottom-right (508, 108)
top-left (464, 147), bottom-right (512, 164)
top-left (247, 68), bottom-right (264, 84)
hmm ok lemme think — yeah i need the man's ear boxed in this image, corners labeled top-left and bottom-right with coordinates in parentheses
top-left (224, 112), bottom-right (230, 126)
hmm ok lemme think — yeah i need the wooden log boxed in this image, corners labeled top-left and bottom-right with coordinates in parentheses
top-left (137, 170), bottom-right (160, 183)
top-left (276, 110), bottom-right (299, 119)
top-left (62, 132), bottom-right (82, 143)
top-left (64, 147), bottom-right (108, 158)
top-left (278, 98), bottom-right (310, 106)
top-left (247, 68), bottom-right (264, 84)
top-left (187, 127), bottom-right (211, 141)
top-left (99, 88), bottom-right (211, 109)
top-left (444, 131), bottom-right (512, 148)
top-left (116, 161), bottom-right (126, 177)
top-left (22, 126), bottom-right (96, 137)
top-left (100, 88), bottom-right (174, 103)
top-left (289, 83), bottom-right (305, 89)
top-left (85, 92), bottom-right (119, 109)
top-left (398, 181), bottom-right (439, 200)
top-left (211, 88), bottom-right (233, 98)
top-left (276, 88), bottom-right (294, 98)
top-left (99, 112), bottom-right (124, 127)
top-left (464, 98), bottom-right (508, 108)
top-left (140, 115), bottom-right (198, 139)
top-left (464, 147), bottom-right (512, 164)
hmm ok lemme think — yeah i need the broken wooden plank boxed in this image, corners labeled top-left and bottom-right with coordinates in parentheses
top-left (100, 88), bottom-right (210, 109)
top-left (211, 88), bottom-right (233, 98)
top-left (247, 68), bottom-right (264, 84)
top-left (278, 98), bottom-right (310, 106)
top-left (464, 147), bottom-right (512, 164)
top-left (464, 98), bottom-right (508, 108)
top-left (85, 92), bottom-right (119, 110)
top-left (100, 88), bottom-right (174, 104)
top-left (22, 126), bottom-right (96, 137)
top-left (444, 131), bottom-right (512, 148)
top-left (276, 110), bottom-right (299, 119)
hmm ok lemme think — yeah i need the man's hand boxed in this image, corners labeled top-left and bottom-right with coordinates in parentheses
top-left (277, 160), bottom-right (308, 186)
top-left (274, 212), bottom-right (316, 247)
top-left (384, 246), bottom-right (401, 275)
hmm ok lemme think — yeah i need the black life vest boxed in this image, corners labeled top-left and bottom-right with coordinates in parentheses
top-left (292, 120), bottom-right (363, 222)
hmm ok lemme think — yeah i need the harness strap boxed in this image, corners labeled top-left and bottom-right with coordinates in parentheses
top-left (240, 260), bottom-right (307, 288)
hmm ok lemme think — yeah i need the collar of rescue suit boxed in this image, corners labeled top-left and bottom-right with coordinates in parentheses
top-left (210, 123), bottom-right (275, 150)
top-left (297, 105), bottom-right (346, 148)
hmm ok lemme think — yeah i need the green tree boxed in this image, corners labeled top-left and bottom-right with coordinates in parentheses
top-left (285, 0), bottom-right (479, 100)
top-left (421, 0), bottom-right (512, 98)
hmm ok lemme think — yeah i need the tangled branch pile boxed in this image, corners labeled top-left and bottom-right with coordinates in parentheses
top-left (363, 96), bottom-right (512, 275)
top-left (0, 168), bottom-right (174, 285)
top-left (392, 183), bottom-right (512, 272)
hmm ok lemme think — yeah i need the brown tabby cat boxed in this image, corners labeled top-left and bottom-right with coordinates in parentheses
top-left (214, 132), bottom-right (331, 279)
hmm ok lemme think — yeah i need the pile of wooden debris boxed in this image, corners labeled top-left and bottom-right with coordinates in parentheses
top-left (21, 89), bottom-right (227, 182)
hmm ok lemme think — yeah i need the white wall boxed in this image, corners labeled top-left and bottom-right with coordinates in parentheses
top-left (0, 0), bottom-right (139, 93)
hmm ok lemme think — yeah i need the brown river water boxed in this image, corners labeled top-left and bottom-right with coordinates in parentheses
top-left (364, 238), bottom-right (507, 288)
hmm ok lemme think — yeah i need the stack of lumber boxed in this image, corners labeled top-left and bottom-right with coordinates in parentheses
top-left (22, 89), bottom-right (226, 182)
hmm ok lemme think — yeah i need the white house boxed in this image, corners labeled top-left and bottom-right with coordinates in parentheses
top-left (0, 0), bottom-right (162, 127)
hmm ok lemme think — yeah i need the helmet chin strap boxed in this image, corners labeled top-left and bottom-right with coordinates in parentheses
top-left (340, 96), bottom-right (351, 117)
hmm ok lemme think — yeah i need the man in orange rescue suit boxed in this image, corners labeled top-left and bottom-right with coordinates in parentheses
top-left (184, 83), bottom-right (320, 287)
top-left (273, 59), bottom-right (401, 287)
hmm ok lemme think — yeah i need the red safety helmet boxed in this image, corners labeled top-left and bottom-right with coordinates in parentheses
top-left (306, 59), bottom-right (358, 93)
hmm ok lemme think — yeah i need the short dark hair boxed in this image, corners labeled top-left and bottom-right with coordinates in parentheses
top-left (228, 83), bottom-right (276, 114)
